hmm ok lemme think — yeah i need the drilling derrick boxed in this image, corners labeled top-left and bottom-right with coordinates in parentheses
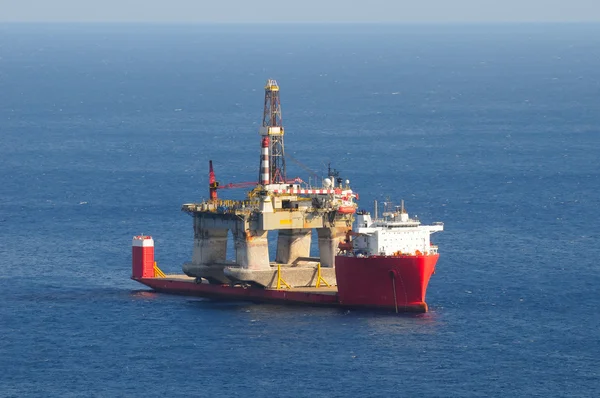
top-left (260, 79), bottom-right (286, 184)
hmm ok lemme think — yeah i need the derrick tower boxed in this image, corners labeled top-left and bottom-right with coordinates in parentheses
top-left (259, 79), bottom-right (286, 184)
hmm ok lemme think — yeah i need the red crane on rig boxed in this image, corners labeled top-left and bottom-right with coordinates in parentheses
top-left (208, 160), bottom-right (257, 201)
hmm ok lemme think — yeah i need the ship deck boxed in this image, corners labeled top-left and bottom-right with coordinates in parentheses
top-left (158, 274), bottom-right (338, 295)
top-left (134, 274), bottom-right (340, 305)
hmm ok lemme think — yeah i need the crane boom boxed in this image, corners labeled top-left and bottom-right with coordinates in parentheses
top-left (217, 181), bottom-right (257, 190)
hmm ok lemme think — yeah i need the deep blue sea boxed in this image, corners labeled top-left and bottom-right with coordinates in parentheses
top-left (1, 23), bottom-right (599, 397)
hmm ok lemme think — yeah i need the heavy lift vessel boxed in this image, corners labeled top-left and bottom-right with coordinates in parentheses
top-left (131, 79), bottom-right (443, 313)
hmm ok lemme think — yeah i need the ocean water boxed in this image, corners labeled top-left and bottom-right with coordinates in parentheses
top-left (1, 23), bottom-right (599, 397)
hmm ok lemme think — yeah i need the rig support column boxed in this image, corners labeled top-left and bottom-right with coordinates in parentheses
top-left (234, 229), bottom-right (270, 270)
top-left (276, 228), bottom-right (312, 264)
top-left (317, 227), bottom-right (348, 268)
top-left (192, 219), bottom-right (228, 265)
top-left (192, 229), bottom-right (228, 265)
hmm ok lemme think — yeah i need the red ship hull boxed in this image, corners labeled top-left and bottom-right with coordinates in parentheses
top-left (132, 253), bottom-right (437, 313)
top-left (131, 237), bottom-right (437, 313)
top-left (334, 254), bottom-right (439, 312)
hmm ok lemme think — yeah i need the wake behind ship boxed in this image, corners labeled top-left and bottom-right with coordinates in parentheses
top-left (131, 79), bottom-right (443, 313)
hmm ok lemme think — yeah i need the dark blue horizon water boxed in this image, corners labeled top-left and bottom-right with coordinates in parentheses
top-left (1, 23), bottom-right (599, 397)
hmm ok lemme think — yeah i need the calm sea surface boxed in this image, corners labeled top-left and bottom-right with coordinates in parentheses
top-left (1, 23), bottom-right (599, 397)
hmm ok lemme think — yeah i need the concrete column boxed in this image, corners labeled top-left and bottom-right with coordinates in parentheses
top-left (276, 228), bottom-right (312, 264)
top-left (234, 229), bottom-right (270, 270)
top-left (317, 227), bottom-right (348, 268)
top-left (192, 228), bottom-right (228, 265)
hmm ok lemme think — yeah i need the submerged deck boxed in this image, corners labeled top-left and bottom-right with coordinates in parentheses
top-left (158, 274), bottom-right (338, 295)
top-left (134, 274), bottom-right (340, 305)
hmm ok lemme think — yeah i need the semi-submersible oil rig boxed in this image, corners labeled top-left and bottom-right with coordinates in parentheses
top-left (180, 79), bottom-right (358, 288)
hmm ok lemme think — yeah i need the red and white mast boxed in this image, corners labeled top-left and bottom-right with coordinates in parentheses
top-left (260, 136), bottom-right (270, 185)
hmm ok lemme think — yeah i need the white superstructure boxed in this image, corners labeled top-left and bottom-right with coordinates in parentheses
top-left (353, 202), bottom-right (443, 256)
